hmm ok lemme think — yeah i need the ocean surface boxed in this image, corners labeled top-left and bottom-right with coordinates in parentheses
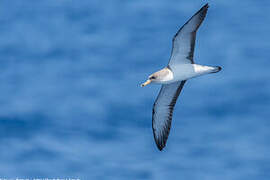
top-left (0, 0), bottom-right (269, 179)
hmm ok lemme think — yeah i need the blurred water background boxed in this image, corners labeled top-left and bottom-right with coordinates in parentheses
top-left (0, 0), bottom-right (269, 179)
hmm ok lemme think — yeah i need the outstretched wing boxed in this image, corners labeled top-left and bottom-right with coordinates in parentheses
top-left (152, 81), bottom-right (186, 151)
top-left (168, 4), bottom-right (208, 66)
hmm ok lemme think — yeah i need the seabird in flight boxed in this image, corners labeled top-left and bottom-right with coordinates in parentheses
top-left (141, 3), bottom-right (221, 151)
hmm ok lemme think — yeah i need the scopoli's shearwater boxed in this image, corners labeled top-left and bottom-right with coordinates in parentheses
top-left (141, 4), bottom-right (221, 151)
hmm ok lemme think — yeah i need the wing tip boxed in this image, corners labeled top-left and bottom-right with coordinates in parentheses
top-left (153, 128), bottom-right (170, 151)
top-left (153, 127), bottom-right (170, 151)
top-left (153, 127), bottom-right (167, 151)
top-left (154, 137), bottom-right (166, 151)
top-left (202, 3), bottom-right (209, 11)
top-left (157, 144), bottom-right (165, 151)
top-left (200, 3), bottom-right (209, 17)
top-left (195, 3), bottom-right (209, 16)
top-left (172, 3), bottom-right (209, 41)
top-left (192, 3), bottom-right (209, 31)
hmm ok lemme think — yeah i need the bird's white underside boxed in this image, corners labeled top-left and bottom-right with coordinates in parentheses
top-left (153, 64), bottom-right (217, 84)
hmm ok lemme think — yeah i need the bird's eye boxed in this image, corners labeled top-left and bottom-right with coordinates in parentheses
top-left (150, 76), bottom-right (156, 80)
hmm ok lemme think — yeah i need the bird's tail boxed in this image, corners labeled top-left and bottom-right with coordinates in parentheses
top-left (211, 66), bottom-right (222, 73)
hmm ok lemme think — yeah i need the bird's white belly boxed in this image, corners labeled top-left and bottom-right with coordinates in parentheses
top-left (160, 64), bottom-right (215, 84)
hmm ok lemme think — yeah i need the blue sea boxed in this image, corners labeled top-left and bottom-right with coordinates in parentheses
top-left (0, 0), bottom-right (269, 179)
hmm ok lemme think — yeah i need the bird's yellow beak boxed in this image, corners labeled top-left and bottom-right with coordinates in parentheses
top-left (141, 79), bottom-right (152, 87)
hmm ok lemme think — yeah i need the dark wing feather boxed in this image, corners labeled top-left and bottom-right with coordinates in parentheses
top-left (152, 81), bottom-right (186, 151)
top-left (168, 4), bottom-right (208, 66)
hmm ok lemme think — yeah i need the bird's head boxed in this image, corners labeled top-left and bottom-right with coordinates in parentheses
top-left (141, 74), bottom-right (157, 87)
